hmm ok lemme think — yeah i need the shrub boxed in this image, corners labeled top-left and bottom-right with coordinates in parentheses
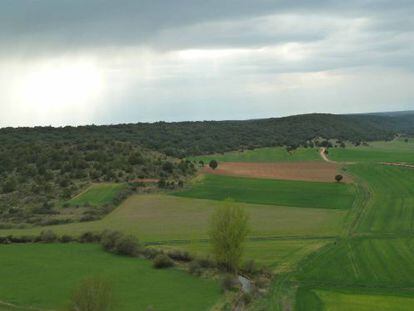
top-left (60, 235), bottom-right (74, 243)
top-left (100, 230), bottom-right (123, 252)
top-left (221, 274), bottom-right (239, 292)
top-left (196, 257), bottom-right (216, 269)
top-left (242, 260), bottom-right (258, 276)
top-left (167, 250), bottom-right (192, 262)
top-left (114, 235), bottom-right (141, 257)
top-left (241, 292), bottom-right (252, 305)
top-left (39, 230), bottom-right (58, 243)
top-left (188, 261), bottom-right (202, 276)
top-left (10, 235), bottom-right (36, 243)
top-left (142, 247), bottom-right (162, 260)
top-left (79, 231), bottom-right (101, 243)
top-left (69, 277), bottom-right (115, 311)
top-left (153, 254), bottom-right (174, 269)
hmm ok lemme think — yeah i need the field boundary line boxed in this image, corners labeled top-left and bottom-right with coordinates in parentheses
top-left (145, 235), bottom-right (337, 246)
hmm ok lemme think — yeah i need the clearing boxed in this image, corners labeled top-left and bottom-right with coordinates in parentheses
top-left (66, 183), bottom-right (126, 207)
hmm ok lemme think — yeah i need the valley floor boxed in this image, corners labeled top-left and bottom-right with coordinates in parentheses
top-left (1, 141), bottom-right (414, 310)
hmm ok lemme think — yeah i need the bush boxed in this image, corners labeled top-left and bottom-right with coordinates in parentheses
top-left (39, 230), bottom-right (58, 243)
top-left (114, 235), bottom-right (141, 257)
top-left (142, 247), bottom-right (162, 260)
top-left (100, 230), bottom-right (123, 252)
top-left (221, 274), bottom-right (239, 292)
top-left (188, 261), bottom-right (202, 276)
top-left (167, 250), bottom-right (192, 262)
top-left (196, 257), bottom-right (216, 269)
top-left (153, 254), bottom-right (174, 269)
top-left (79, 231), bottom-right (101, 243)
top-left (242, 260), bottom-right (258, 276)
top-left (60, 235), bottom-right (74, 243)
top-left (69, 277), bottom-right (115, 311)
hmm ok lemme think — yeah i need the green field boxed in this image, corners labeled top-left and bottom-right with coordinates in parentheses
top-left (329, 140), bottom-right (414, 164)
top-left (67, 183), bottom-right (126, 207)
top-left (348, 164), bottom-right (414, 234)
top-left (174, 175), bottom-right (356, 210)
top-left (296, 288), bottom-right (414, 311)
top-left (162, 238), bottom-right (330, 273)
top-left (296, 238), bottom-right (414, 288)
top-left (0, 195), bottom-right (346, 241)
top-left (189, 147), bottom-right (321, 163)
top-left (0, 243), bottom-right (220, 311)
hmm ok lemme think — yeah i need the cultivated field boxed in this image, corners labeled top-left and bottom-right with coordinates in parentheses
top-left (329, 139), bottom-right (414, 164)
top-left (0, 243), bottom-right (220, 311)
top-left (296, 288), bottom-right (414, 311)
top-left (1, 194), bottom-right (346, 241)
top-left (175, 174), bottom-right (356, 210)
top-left (202, 162), bottom-right (350, 183)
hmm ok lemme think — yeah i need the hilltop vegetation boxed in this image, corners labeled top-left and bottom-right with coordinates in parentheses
top-left (0, 140), bottom-right (195, 227)
top-left (2, 113), bottom-right (414, 158)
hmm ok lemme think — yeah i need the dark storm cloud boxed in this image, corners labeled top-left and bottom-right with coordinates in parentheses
top-left (0, 0), bottom-right (412, 54)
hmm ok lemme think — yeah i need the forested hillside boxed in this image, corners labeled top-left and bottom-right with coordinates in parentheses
top-left (1, 113), bottom-right (413, 157)
top-left (0, 141), bottom-right (195, 227)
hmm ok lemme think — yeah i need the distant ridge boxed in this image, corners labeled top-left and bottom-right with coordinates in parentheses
top-left (1, 112), bottom-right (413, 157)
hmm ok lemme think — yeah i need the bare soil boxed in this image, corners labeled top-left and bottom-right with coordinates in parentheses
top-left (202, 162), bottom-right (351, 183)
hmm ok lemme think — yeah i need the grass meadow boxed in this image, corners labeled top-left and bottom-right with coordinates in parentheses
top-left (174, 174), bottom-right (356, 210)
top-left (0, 243), bottom-right (220, 311)
top-left (66, 183), bottom-right (126, 206)
top-left (329, 139), bottom-right (414, 164)
top-left (0, 195), bottom-right (346, 241)
top-left (296, 288), bottom-right (414, 311)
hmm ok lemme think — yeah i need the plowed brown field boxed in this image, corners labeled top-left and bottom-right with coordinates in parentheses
top-left (202, 162), bottom-right (350, 183)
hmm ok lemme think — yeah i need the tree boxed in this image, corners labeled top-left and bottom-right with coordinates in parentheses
top-left (69, 277), bottom-right (115, 311)
top-left (209, 160), bottom-right (218, 170)
top-left (209, 202), bottom-right (249, 272)
top-left (335, 174), bottom-right (343, 183)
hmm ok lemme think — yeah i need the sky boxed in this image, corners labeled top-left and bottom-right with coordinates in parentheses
top-left (0, 0), bottom-right (413, 127)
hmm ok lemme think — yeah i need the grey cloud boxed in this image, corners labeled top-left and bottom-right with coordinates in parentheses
top-left (0, 0), bottom-right (412, 54)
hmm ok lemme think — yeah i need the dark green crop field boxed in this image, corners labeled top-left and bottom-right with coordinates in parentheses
top-left (296, 238), bottom-right (414, 288)
top-left (174, 174), bottom-right (356, 210)
top-left (348, 164), bottom-right (414, 234)
top-left (0, 243), bottom-right (220, 311)
top-left (66, 183), bottom-right (126, 207)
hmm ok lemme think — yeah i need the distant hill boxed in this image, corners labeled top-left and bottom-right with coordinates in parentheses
top-left (1, 112), bottom-right (414, 157)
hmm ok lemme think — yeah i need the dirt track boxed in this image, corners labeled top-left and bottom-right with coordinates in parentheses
top-left (202, 162), bottom-right (350, 183)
